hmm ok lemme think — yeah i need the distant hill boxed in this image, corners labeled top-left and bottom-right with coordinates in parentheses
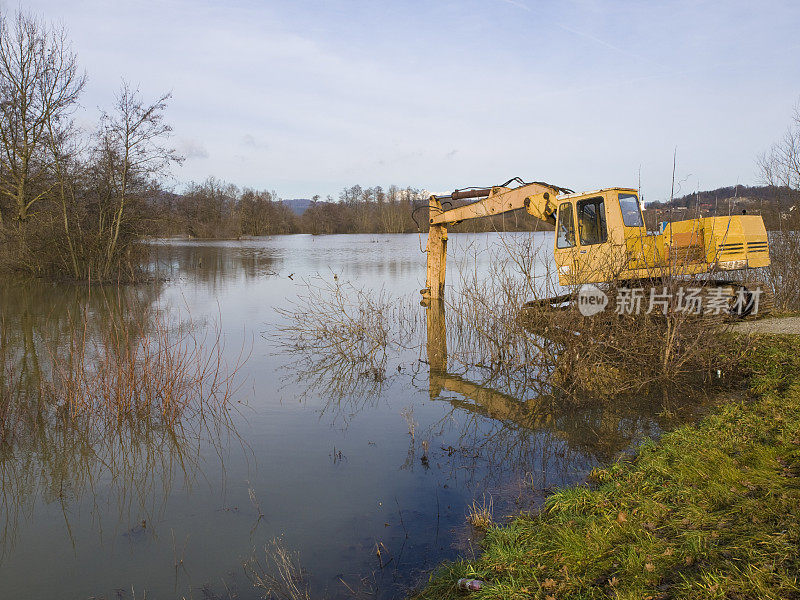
top-left (641, 184), bottom-right (799, 230)
top-left (282, 198), bottom-right (314, 215)
top-left (646, 185), bottom-right (791, 209)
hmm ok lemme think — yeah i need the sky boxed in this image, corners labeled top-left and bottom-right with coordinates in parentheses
top-left (13, 0), bottom-right (800, 202)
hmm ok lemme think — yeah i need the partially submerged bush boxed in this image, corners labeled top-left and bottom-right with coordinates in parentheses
top-left (0, 286), bottom-right (244, 442)
top-left (272, 277), bottom-right (421, 410)
top-left (275, 278), bottom-right (393, 364)
top-left (443, 234), bottom-right (750, 403)
top-left (49, 307), bottom-right (242, 427)
top-left (276, 234), bottom-right (753, 411)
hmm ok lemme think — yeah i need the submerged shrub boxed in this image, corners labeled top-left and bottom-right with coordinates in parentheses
top-left (47, 307), bottom-right (243, 426)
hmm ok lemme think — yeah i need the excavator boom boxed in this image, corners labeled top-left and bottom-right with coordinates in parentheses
top-left (429, 180), bottom-right (569, 226)
top-left (422, 179), bottom-right (571, 302)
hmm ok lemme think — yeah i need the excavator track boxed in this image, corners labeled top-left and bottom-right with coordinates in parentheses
top-left (520, 280), bottom-right (773, 322)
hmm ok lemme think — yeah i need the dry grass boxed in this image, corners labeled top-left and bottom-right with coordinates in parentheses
top-left (400, 405), bottom-right (417, 440)
top-left (47, 306), bottom-right (245, 428)
top-left (245, 537), bottom-right (312, 600)
top-left (466, 496), bottom-right (494, 531)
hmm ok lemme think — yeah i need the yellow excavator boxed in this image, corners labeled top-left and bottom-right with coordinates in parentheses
top-left (421, 178), bottom-right (771, 314)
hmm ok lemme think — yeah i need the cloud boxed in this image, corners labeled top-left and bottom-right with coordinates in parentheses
top-left (178, 138), bottom-right (208, 160)
top-left (27, 0), bottom-right (800, 200)
top-left (497, 0), bottom-right (531, 11)
top-left (242, 134), bottom-right (268, 150)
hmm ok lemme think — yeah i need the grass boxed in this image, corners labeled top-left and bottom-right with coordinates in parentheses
top-left (467, 496), bottom-right (495, 531)
top-left (245, 537), bottom-right (312, 600)
top-left (412, 334), bottom-right (800, 600)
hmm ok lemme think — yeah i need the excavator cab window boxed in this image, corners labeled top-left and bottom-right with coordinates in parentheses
top-left (619, 193), bottom-right (644, 227)
top-left (577, 197), bottom-right (607, 245)
top-left (556, 202), bottom-right (576, 248)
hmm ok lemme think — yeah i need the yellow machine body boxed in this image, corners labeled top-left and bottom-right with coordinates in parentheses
top-left (422, 181), bottom-right (771, 301)
top-left (552, 187), bottom-right (771, 286)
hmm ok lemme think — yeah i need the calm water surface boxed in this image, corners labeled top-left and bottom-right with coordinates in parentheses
top-left (0, 233), bottom-right (683, 599)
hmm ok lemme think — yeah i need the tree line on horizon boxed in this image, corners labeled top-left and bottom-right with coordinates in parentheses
top-left (144, 179), bottom-right (553, 238)
top-left (150, 179), bottom-right (799, 240)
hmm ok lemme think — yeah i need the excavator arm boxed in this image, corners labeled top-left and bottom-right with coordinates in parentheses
top-left (422, 179), bottom-right (571, 303)
top-left (429, 180), bottom-right (568, 226)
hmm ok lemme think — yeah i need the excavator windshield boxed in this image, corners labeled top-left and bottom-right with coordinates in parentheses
top-left (619, 193), bottom-right (644, 227)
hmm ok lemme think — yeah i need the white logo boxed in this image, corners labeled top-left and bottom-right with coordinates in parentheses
top-left (577, 284), bottom-right (608, 316)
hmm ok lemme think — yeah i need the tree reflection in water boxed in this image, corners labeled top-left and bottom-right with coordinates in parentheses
top-left (149, 241), bottom-right (282, 289)
top-left (0, 278), bottom-right (241, 565)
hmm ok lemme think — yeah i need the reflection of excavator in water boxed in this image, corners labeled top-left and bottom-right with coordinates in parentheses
top-left (425, 302), bottom-right (685, 464)
top-left (420, 178), bottom-right (771, 314)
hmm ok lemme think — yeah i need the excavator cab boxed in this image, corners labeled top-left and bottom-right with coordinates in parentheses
top-left (553, 188), bottom-right (644, 285)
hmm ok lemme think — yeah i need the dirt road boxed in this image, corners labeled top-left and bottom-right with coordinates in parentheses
top-left (731, 316), bottom-right (800, 335)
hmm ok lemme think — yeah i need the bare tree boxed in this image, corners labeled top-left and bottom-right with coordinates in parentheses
top-left (0, 11), bottom-right (85, 224)
top-left (759, 101), bottom-right (800, 195)
top-left (46, 117), bottom-right (85, 278)
top-left (756, 101), bottom-right (800, 310)
top-left (95, 82), bottom-right (182, 277)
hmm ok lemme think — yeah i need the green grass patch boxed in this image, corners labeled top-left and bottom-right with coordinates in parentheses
top-left (413, 335), bottom-right (800, 600)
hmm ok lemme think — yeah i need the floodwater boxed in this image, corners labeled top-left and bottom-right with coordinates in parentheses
top-left (0, 233), bottom-right (692, 599)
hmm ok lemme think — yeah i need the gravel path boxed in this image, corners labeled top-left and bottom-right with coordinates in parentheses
top-left (731, 316), bottom-right (800, 335)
